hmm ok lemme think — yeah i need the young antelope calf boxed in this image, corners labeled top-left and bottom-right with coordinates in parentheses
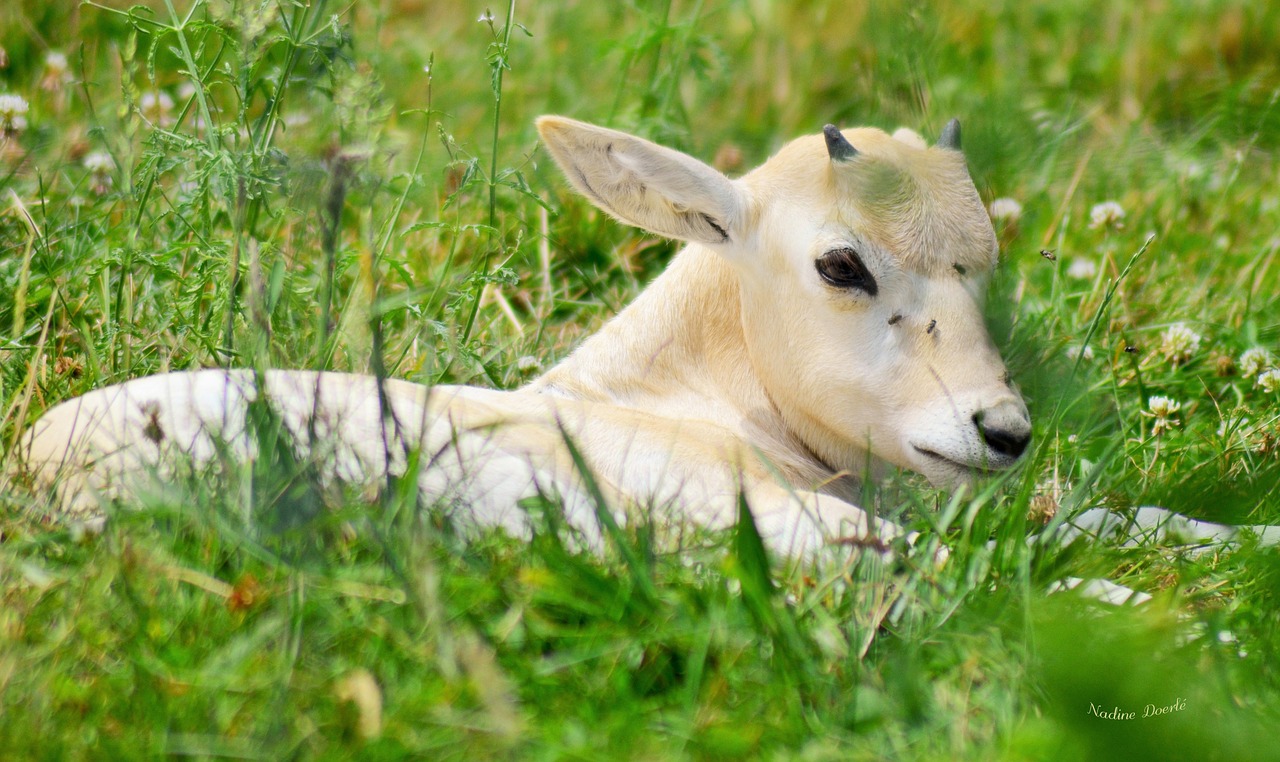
top-left (20, 116), bottom-right (1031, 557)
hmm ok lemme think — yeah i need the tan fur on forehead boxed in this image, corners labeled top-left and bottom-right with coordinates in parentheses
top-left (746, 127), bottom-right (997, 272)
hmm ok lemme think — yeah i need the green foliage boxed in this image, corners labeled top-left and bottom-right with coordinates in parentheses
top-left (2, 0), bottom-right (1280, 758)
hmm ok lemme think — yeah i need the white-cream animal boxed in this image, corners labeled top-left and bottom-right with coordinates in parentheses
top-left (20, 115), bottom-right (1280, 602)
top-left (22, 116), bottom-right (1031, 557)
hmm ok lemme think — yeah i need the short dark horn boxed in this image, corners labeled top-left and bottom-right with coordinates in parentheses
top-left (938, 118), bottom-right (962, 150)
top-left (823, 124), bottom-right (858, 162)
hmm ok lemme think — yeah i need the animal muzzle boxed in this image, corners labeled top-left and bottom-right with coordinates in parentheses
top-left (972, 399), bottom-right (1031, 461)
top-left (903, 393), bottom-right (1032, 486)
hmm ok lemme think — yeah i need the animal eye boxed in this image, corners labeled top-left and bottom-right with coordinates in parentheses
top-left (815, 248), bottom-right (877, 295)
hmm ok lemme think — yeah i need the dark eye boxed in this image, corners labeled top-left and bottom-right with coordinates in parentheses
top-left (815, 248), bottom-right (877, 295)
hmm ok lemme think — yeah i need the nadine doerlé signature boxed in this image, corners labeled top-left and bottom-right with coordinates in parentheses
top-left (1088, 698), bottom-right (1187, 720)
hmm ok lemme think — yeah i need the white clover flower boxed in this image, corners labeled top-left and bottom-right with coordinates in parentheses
top-left (1145, 395), bottom-right (1182, 435)
top-left (140, 91), bottom-right (175, 125)
top-left (1067, 344), bottom-right (1094, 361)
top-left (140, 91), bottom-right (174, 112)
top-left (1159, 322), bottom-right (1202, 364)
top-left (0, 93), bottom-right (30, 133)
top-left (44, 51), bottom-right (69, 73)
top-left (1027, 494), bottom-right (1058, 525)
top-left (83, 151), bottom-right (115, 194)
top-left (516, 355), bottom-right (542, 374)
top-left (988, 197), bottom-right (1022, 224)
top-left (1148, 395), bottom-right (1181, 417)
top-left (83, 151), bottom-right (114, 173)
top-left (1066, 257), bottom-right (1097, 280)
top-left (0, 94), bottom-right (30, 117)
top-left (1260, 369), bottom-right (1280, 393)
top-left (1089, 200), bottom-right (1126, 230)
top-left (1240, 347), bottom-right (1273, 378)
top-left (41, 50), bottom-right (73, 93)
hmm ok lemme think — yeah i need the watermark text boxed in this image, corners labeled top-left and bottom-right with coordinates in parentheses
top-left (1088, 698), bottom-right (1186, 720)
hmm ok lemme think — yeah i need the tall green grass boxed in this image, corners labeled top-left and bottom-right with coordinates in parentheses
top-left (2, 0), bottom-right (1280, 758)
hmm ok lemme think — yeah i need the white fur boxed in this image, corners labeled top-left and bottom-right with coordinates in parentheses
top-left (21, 116), bottom-right (1029, 559)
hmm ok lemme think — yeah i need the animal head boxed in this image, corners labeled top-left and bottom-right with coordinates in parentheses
top-left (536, 116), bottom-right (1031, 488)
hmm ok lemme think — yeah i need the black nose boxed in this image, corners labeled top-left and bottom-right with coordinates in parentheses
top-left (974, 414), bottom-right (1031, 459)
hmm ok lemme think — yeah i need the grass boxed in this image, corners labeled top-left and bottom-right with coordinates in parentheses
top-left (2, 0), bottom-right (1280, 758)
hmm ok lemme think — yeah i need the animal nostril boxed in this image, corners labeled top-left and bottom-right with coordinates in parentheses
top-left (973, 413), bottom-right (1031, 459)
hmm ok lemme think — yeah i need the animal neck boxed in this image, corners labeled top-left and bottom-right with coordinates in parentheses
top-left (532, 245), bottom-right (753, 411)
top-left (529, 245), bottom-right (845, 488)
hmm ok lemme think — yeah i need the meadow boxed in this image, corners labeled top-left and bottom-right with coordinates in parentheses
top-left (2, 0), bottom-right (1280, 758)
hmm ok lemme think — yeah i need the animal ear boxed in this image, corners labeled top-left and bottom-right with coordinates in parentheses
top-left (537, 116), bottom-right (748, 246)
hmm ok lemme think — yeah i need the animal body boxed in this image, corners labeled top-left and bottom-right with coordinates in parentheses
top-left (21, 116), bottom-right (1031, 557)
